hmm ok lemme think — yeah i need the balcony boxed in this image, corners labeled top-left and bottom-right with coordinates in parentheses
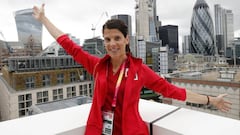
top-left (0, 99), bottom-right (239, 135)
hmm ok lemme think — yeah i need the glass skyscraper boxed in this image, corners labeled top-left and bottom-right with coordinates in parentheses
top-left (159, 25), bottom-right (179, 54)
top-left (215, 4), bottom-right (234, 56)
top-left (15, 8), bottom-right (43, 56)
top-left (190, 0), bottom-right (215, 56)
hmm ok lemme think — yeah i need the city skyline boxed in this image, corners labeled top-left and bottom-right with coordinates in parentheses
top-left (0, 0), bottom-right (240, 49)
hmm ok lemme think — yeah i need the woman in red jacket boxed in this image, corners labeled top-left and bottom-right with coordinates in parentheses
top-left (33, 4), bottom-right (232, 135)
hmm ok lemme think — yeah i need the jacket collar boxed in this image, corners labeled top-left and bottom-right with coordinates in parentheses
top-left (96, 54), bottom-right (143, 74)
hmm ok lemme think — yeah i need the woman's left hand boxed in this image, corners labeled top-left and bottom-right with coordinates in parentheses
top-left (210, 94), bottom-right (232, 112)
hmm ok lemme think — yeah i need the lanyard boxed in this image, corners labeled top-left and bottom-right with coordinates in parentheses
top-left (111, 61), bottom-right (126, 109)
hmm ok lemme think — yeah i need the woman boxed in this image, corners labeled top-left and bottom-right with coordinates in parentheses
top-left (33, 4), bottom-right (231, 135)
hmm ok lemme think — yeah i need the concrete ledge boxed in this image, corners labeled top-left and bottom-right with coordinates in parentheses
top-left (153, 108), bottom-right (240, 135)
top-left (0, 99), bottom-right (240, 135)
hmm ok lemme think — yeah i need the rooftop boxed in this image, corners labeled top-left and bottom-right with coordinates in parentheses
top-left (28, 96), bottom-right (92, 115)
top-left (172, 68), bottom-right (240, 83)
top-left (0, 99), bottom-right (239, 135)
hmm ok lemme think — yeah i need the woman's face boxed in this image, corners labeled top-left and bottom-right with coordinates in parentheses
top-left (103, 28), bottom-right (129, 59)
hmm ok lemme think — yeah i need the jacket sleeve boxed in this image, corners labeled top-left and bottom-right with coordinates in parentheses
top-left (142, 64), bottom-right (186, 101)
top-left (57, 34), bottom-right (100, 74)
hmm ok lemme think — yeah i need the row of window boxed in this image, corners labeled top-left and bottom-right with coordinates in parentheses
top-left (8, 56), bottom-right (80, 72)
top-left (18, 83), bottom-right (92, 117)
top-left (25, 72), bottom-right (78, 89)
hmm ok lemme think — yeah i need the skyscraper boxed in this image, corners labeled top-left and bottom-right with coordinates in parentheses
top-left (190, 0), bottom-right (215, 56)
top-left (159, 25), bottom-right (179, 54)
top-left (111, 14), bottom-right (132, 36)
top-left (215, 4), bottom-right (234, 56)
top-left (135, 0), bottom-right (158, 42)
top-left (14, 8), bottom-right (43, 56)
top-left (183, 35), bottom-right (191, 54)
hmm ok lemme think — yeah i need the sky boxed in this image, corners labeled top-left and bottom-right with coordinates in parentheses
top-left (0, 0), bottom-right (240, 49)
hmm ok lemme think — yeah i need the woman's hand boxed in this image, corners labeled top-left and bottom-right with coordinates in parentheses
top-left (210, 94), bottom-right (232, 112)
top-left (32, 3), bottom-right (64, 39)
top-left (186, 90), bottom-right (232, 113)
top-left (33, 4), bottom-right (45, 22)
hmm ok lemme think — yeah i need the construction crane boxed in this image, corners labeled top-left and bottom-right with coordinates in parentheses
top-left (91, 12), bottom-right (108, 37)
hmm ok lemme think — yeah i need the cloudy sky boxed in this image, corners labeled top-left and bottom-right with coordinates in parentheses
top-left (0, 0), bottom-right (240, 49)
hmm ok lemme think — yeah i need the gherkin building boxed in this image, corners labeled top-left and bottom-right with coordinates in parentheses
top-left (190, 0), bottom-right (215, 56)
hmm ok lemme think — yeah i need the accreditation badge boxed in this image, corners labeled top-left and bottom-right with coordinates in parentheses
top-left (102, 111), bottom-right (114, 135)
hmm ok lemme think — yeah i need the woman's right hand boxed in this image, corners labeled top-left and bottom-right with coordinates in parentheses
top-left (33, 4), bottom-right (45, 22)
top-left (32, 3), bottom-right (64, 39)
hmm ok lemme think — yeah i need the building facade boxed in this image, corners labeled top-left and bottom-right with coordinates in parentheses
top-left (82, 37), bottom-right (105, 57)
top-left (159, 25), bottom-right (179, 54)
top-left (111, 14), bottom-right (132, 36)
top-left (135, 0), bottom-right (158, 42)
top-left (190, 0), bottom-right (215, 56)
top-left (0, 56), bottom-right (93, 121)
top-left (214, 4), bottom-right (234, 56)
top-left (182, 35), bottom-right (191, 54)
top-left (159, 46), bottom-right (175, 74)
top-left (136, 36), bottom-right (146, 63)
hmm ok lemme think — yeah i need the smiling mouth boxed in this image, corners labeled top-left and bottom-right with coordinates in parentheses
top-left (110, 48), bottom-right (120, 53)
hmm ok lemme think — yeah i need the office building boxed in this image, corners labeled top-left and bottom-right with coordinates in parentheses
top-left (14, 8), bottom-right (43, 56)
top-left (82, 37), bottom-right (105, 57)
top-left (214, 4), bottom-right (234, 56)
top-left (136, 36), bottom-right (146, 63)
top-left (135, 0), bottom-right (158, 42)
top-left (0, 40), bottom-right (9, 70)
top-left (159, 46), bottom-right (175, 74)
top-left (145, 41), bottom-right (161, 66)
top-left (190, 0), bottom-right (215, 56)
top-left (182, 35), bottom-right (191, 54)
top-left (159, 25), bottom-right (179, 54)
top-left (39, 34), bottom-right (80, 57)
top-left (111, 14), bottom-right (132, 36)
top-left (0, 56), bottom-right (93, 121)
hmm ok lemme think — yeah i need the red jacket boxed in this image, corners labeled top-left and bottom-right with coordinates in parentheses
top-left (57, 35), bottom-right (186, 135)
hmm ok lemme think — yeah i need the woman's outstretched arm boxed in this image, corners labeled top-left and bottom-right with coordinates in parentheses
top-left (33, 4), bottom-right (64, 39)
top-left (186, 90), bottom-right (232, 112)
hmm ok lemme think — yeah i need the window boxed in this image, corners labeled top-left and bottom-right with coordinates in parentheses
top-left (53, 88), bottom-right (63, 101)
top-left (84, 84), bottom-right (88, 95)
top-left (18, 95), bottom-right (24, 102)
top-left (57, 73), bottom-right (64, 84)
top-left (18, 94), bottom-right (32, 117)
top-left (46, 59), bottom-right (51, 67)
top-left (37, 91), bottom-right (49, 103)
top-left (89, 83), bottom-right (93, 96)
top-left (25, 76), bottom-right (35, 89)
top-left (42, 74), bottom-right (50, 87)
top-left (79, 85), bottom-right (83, 95)
top-left (79, 84), bottom-right (88, 95)
top-left (41, 59), bottom-right (46, 68)
top-left (67, 86), bottom-right (76, 98)
top-left (70, 72), bottom-right (76, 82)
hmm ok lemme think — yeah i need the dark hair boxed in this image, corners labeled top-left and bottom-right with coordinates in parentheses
top-left (102, 19), bottom-right (131, 54)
